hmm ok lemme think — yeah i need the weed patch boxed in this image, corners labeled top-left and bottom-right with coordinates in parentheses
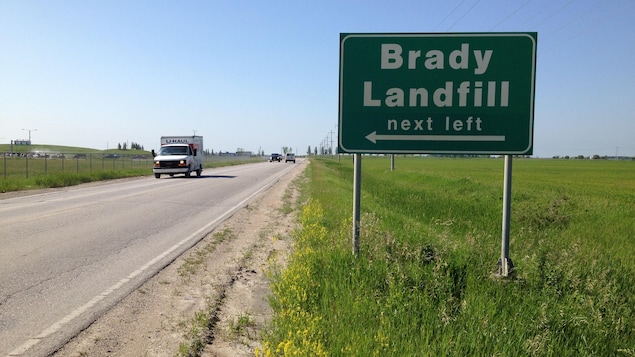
top-left (178, 229), bottom-right (236, 279)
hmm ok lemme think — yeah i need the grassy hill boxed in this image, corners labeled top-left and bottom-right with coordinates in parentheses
top-left (0, 143), bottom-right (151, 156)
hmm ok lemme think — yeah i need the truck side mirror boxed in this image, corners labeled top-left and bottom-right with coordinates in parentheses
top-left (151, 149), bottom-right (156, 157)
top-left (193, 149), bottom-right (197, 156)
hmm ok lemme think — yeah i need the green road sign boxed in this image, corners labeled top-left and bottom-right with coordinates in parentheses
top-left (339, 33), bottom-right (537, 154)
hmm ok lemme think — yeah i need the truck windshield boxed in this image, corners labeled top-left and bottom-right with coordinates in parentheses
top-left (158, 146), bottom-right (189, 155)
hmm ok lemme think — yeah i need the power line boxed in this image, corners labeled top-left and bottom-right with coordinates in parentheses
top-left (433, 0), bottom-right (467, 31)
top-left (489, 0), bottom-right (533, 31)
top-left (530, 0), bottom-right (577, 29)
top-left (447, 0), bottom-right (480, 31)
top-left (515, 1), bottom-right (552, 30)
top-left (541, 0), bottom-right (632, 53)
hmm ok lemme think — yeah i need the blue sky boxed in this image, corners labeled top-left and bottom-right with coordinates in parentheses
top-left (1, 0), bottom-right (634, 158)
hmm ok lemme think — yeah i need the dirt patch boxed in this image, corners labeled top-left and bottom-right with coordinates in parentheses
top-left (52, 162), bottom-right (306, 357)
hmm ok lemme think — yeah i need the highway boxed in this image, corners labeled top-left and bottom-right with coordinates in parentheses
top-left (0, 161), bottom-right (299, 357)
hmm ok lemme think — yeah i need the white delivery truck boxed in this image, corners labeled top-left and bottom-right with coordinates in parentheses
top-left (151, 136), bottom-right (204, 178)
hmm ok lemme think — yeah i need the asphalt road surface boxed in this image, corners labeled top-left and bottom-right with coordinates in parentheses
top-left (0, 161), bottom-right (299, 357)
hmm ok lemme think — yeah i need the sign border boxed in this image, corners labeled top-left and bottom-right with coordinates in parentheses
top-left (338, 32), bottom-right (537, 155)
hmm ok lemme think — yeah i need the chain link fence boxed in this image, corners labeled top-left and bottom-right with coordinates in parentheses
top-left (1, 152), bottom-right (263, 179)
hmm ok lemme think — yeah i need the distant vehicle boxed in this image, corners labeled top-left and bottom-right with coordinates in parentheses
top-left (151, 136), bottom-right (203, 178)
top-left (269, 153), bottom-right (282, 162)
top-left (103, 154), bottom-right (119, 159)
top-left (285, 152), bottom-right (296, 163)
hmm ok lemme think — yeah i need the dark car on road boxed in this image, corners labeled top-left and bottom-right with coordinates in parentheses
top-left (269, 153), bottom-right (282, 162)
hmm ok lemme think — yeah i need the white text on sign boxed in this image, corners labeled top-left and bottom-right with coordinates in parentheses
top-left (363, 43), bottom-right (508, 109)
top-left (380, 43), bottom-right (493, 74)
top-left (387, 116), bottom-right (484, 133)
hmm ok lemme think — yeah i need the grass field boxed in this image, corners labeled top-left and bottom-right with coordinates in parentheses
top-left (0, 144), bottom-right (263, 193)
top-left (259, 156), bottom-right (635, 356)
top-left (0, 143), bottom-right (154, 192)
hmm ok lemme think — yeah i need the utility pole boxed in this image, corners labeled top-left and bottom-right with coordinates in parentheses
top-left (328, 130), bottom-right (335, 156)
top-left (22, 128), bottom-right (37, 152)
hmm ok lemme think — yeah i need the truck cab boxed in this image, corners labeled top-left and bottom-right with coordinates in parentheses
top-left (152, 136), bottom-right (203, 178)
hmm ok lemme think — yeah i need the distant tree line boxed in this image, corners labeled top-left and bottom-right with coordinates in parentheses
top-left (553, 155), bottom-right (634, 160)
top-left (305, 145), bottom-right (332, 155)
top-left (116, 142), bottom-right (144, 151)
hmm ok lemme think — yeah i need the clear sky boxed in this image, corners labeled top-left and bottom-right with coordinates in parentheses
top-left (1, 0), bottom-right (634, 158)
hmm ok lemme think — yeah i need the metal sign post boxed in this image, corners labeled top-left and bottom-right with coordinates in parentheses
top-left (499, 155), bottom-right (514, 276)
top-left (352, 153), bottom-right (361, 257)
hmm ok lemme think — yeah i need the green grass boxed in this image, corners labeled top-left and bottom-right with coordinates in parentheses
top-left (0, 156), bottom-right (152, 193)
top-left (0, 144), bottom-right (265, 193)
top-left (259, 157), bottom-right (635, 356)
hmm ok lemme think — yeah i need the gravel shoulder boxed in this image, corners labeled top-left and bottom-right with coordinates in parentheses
top-left (51, 161), bottom-right (306, 357)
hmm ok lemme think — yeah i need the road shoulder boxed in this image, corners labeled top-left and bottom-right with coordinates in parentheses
top-left (52, 162), bottom-right (305, 357)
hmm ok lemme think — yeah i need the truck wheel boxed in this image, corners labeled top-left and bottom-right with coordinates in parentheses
top-left (155, 173), bottom-right (161, 179)
top-left (196, 168), bottom-right (202, 176)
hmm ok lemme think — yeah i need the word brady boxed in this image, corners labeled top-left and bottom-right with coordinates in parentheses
top-left (381, 43), bottom-right (493, 74)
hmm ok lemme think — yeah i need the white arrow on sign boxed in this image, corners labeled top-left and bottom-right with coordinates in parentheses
top-left (365, 131), bottom-right (505, 144)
